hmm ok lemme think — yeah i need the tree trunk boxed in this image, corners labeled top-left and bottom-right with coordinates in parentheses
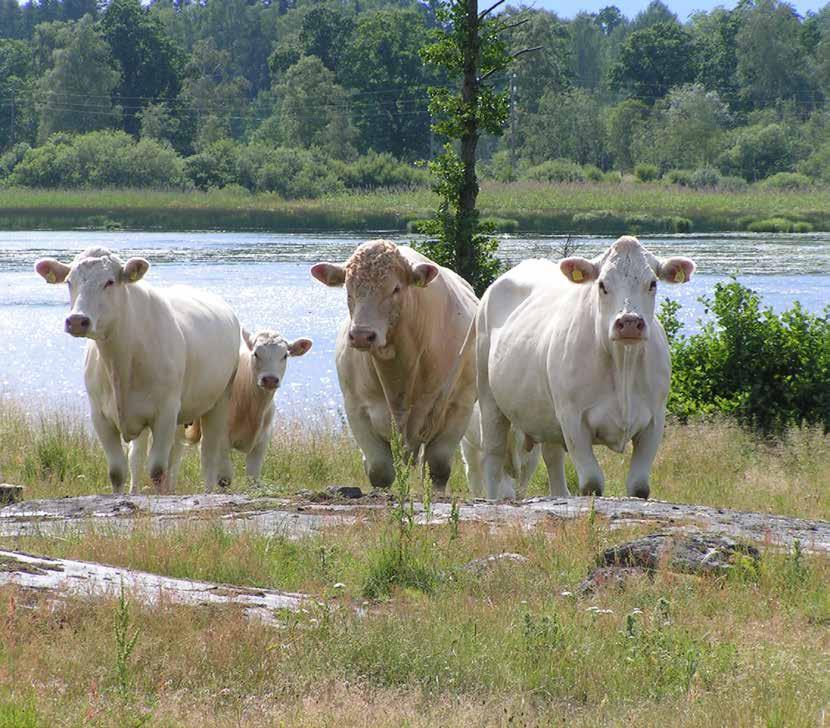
top-left (457, 0), bottom-right (480, 281)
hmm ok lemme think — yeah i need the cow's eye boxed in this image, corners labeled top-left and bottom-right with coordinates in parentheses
top-left (283, 353), bottom-right (289, 360)
top-left (253, 351), bottom-right (259, 359)
top-left (392, 285), bottom-right (400, 295)
top-left (649, 280), bottom-right (657, 291)
top-left (598, 281), bottom-right (608, 294)
top-left (104, 280), bottom-right (114, 289)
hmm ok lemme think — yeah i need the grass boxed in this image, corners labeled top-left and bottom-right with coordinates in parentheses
top-left (2, 400), bottom-right (828, 521)
top-left (0, 401), bottom-right (829, 725)
top-left (0, 516), bottom-right (827, 726)
top-left (1, 181), bottom-right (829, 233)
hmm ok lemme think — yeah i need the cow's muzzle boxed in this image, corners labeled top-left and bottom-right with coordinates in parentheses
top-left (612, 313), bottom-right (646, 342)
top-left (348, 327), bottom-right (378, 350)
top-left (65, 314), bottom-right (91, 337)
top-left (259, 375), bottom-right (280, 390)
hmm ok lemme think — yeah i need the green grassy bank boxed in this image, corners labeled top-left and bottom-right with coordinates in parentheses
top-left (1, 181), bottom-right (828, 234)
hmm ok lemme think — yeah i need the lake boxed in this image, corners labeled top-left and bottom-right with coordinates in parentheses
top-left (1, 230), bottom-right (828, 417)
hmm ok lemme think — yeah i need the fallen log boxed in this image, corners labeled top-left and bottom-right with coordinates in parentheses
top-left (0, 549), bottom-right (307, 624)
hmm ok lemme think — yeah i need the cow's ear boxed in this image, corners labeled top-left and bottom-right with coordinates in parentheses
top-left (560, 257), bottom-right (598, 284)
top-left (658, 257), bottom-right (695, 284)
top-left (35, 259), bottom-right (70, 284)
top-left (410, 262), bottom-right (439, 288)
top-left (241, 329), bottom-right (255, 350)
top-left (288, 338), bottom-right (312, 357)
top-left (121, 257), bottom-right (149, 283)
top-left (311, 263), bottom-right (346, 287)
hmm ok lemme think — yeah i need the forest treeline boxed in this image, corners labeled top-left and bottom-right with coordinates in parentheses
top-left (1, 0), bottom-right (829, 193)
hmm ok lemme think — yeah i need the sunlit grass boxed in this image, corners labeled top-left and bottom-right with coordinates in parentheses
top-left (1, 181), bottom-right (828, 232)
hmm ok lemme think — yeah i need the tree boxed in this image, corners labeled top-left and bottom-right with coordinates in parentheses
top-left (416, 0), bottom-right (518, 296)
top-left (690, 8), bottom-right (741, 110)
top-left (606, 98), bottom-right (649, 170)
top-left (100, 0), bottom-right (184, 136)
top-left (717, 123), bottom-right (794, 180)
top-left (36, 15), bottom-right (121, 140)
top-left (596, 5), bottom-right (624, 35)
top-left (341, 7), bottom-right (434, 160)
top-left (272, 56), bottom-right (357, 159)
top-left (269, 5), bottom-right (355, 75)
top-left (569, 13), bottom-right (605, 90)
top-left (0, 39), bottom-right (32, 148)
top-left (631, 0), bottom-right (678, 30)
top-left (735, 0), bottom-right (818, 112)
top-left (610, 21), bottom-right (698, 102)
top-left (181, 39), bottom-right (249, 149)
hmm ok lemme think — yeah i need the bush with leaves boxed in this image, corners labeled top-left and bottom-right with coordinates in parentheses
top-left (523, 159), bottom-right (586, 183)
top-left (758, 172), bottom-right (812, 191)
top-left (334, 151), bottom-right (429, 191)
top-left (659, 281), bottom-right (830, 434)
top-left (634, 163), bottom-right (659, 182)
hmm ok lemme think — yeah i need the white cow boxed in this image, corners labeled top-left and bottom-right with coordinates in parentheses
top-left (35, 248), bottom-right (240, 493)
top-left (476, 236), bottom-right (695, 501)
top-left (311, 240), bottom-right (477, 491)
top-left (183, 328), bottom-right (312, 480)
top-left (461, 402), bottom-right (541, 500)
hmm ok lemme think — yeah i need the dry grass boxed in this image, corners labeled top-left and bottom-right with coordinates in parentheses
top-left (0, 516), bottom-right (828, 727)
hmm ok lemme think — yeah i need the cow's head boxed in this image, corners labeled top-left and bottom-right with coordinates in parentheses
top-left (310, 240), bottom-right (438, 355)
top-left (34, 247), bottom-right (150, 339)
top-left (560, 236), bottom-right (695, 345)
top-left (243, 329), bottom-right (312, 391)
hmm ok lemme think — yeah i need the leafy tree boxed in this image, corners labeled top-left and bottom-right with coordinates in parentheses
top-left (269, 5), bottom-right (355, 75)
top-left (341, 7), bottom-right (433, 160)
top-left (610, 21), bottom-right (698, 102)
top-left (605, 98), bottom-right (649, 170)
top-left (0, 0), bottom-right (24, 39)
top-left (0, 39), bottom-right (33, 147)
top-left (416, 0), bottom-right (515, 296)
top-left (181, 38), bottom-right (249, 149)
top-left (689, 8), bottom-right (741, 110)
top-left (569, 13), bottom-right (605, 90)
top-left (717, 122), bottom-right (794, 180)
top-left (100, 0), bottom-right (184, 136)
top-left (735, 0), bottom-right (818, 112)
top-left (631, 0), bottom-right (678, 30)
top-left (525, 88), bottom-right (607, 167)
top-left (272, 55), bottom-right (357, 159)
top-left (595, 5), bottom-right (624, 35)
top-left (36, 15), bottom-right (121, 140)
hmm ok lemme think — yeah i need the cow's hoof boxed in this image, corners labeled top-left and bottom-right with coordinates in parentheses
top-left (580, 480), bottom-right (603, 497)
top-left (109, 469), bottom-right (125, 492)
top-left (630, 484), bottom-right (650, 500)
top-left (218, 477), bottom-right (231, 490)
top-left (368, 464), bottom-right (395, 489)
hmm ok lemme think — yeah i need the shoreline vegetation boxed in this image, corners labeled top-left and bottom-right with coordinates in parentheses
top-left (1, 182), bottom-right (829, 235)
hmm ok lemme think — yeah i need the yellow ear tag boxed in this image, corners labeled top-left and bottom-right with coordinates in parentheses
top-left (674, 269), bottom-right (685, 283)
top-left (571, 269), bottom-right (583, 282)
top-left (129, 270), bottom-right (139, 282)
top-left (46, 271), bottom-right (56, 283)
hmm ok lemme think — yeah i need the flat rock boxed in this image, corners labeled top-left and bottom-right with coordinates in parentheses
top-left (598, 532), bottom-right (761, 575)
top-left (0, 549), bottom-right (308, 624)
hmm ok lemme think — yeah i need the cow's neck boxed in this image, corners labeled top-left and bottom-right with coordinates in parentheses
top-left (230, 352), bottom-right (275, 441)
top-left (603, 330), bottom-right (648, 440)
top-left (371, 297), bottom-right (432, 447)
top-left (92, 287), bottom-right (145, 433)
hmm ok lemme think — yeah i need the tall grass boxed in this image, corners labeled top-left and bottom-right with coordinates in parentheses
top-left (2, 400), bottom-right (827, 521)
top-left (0, 181), bottom-right (828, 232)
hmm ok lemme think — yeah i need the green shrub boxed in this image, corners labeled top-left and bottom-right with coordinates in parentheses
top-left (335, 151), bottom-right (428, 190)
top-left (659, 281), bottom-right (830, 434)
top-left (717, 175), bottom-right (749, 193)
top-left (582, 164), bottom-right (603, 182)
top-left (523, 159), bottom-right (585, 183)
top-left (797, 142), bottom-right (830, 185)
top-left (666, 169), bottom-right (693, 186)
top-left (254, 147), bottom-right (345, 199)
top-left (634, 163), bottom-right (658, 182)
top-left (792, 221), bottom-right (814, 233)
top-left (668, 216), bottom-right (692, 233)
top-left (746, 217), bottom-right (797, 233)
top-left (758, 172), bottom-right (812, 192)
top-left (184, 140), bottom-right (242, 191)
top-left (689, 167), bottom-right (721, 189)
top-left (602, 170), bottom-right (622, 184)
top-left (0, 143), bottom-right (31, 178)
top-left (12, 132), bottom-right (188, 189)
top-left (479, 216), bottom-right (519, 232)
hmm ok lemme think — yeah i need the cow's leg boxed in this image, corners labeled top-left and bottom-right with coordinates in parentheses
top-left (245, 436), bottom-right (269, 481)
top-left (480, 400), bottom-right (510, 501)
top-left (460, 437), bottom-right (484, 499)
top-left (423, 438), bottom-right (454, 494)
top-left (625, 415), bottom-right (663, 500)
top-left (147, 403), bottom-right (179, 494)
top-left (561, 420), bottom-right (604, 496)
top-left (91, 409), bottom-right (128, 494)
top-left (542, 442), bottom-right (569, 498)
top-left (127, 428), bottom-right (149, 494)
top-left (165, 427), bottom-right (186, 494)
top-left (200, 393), bottom-right (233, 492)
top-left (516, 444), bottom-right (542, 500)
top-left (345, 403), bottom-right (394, 489)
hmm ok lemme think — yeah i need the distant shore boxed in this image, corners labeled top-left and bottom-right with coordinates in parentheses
top-left (0, 182), bottom-right (828, 235)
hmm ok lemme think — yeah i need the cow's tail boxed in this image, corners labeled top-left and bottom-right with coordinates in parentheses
top-left (184, 420), bottom-right (202, 445)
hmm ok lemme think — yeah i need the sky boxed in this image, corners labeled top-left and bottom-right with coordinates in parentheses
top-left (542, 0), bottom-right (828, 20)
